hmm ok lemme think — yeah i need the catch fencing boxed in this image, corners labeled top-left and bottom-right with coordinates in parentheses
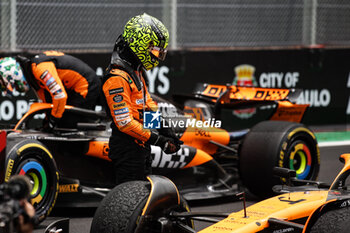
top-left (1, 0), bottom-right (350, 52)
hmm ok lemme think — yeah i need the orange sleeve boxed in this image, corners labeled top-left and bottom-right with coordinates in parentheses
top-left (103, 76), bottom-right (152, 142)
top-left (31, 61), bottom-right (67, 118)
top-left (141, 78), bottom-right (158, 111)
top-left (145, 88), bottom-right (158, 111)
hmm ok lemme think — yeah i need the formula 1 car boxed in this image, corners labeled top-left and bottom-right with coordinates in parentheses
top-left (0, 83), bottom-right (319, 222)
top-left (90, 153), bottom-right (350, 233)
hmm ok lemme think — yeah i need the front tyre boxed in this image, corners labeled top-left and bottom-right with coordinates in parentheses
top-left (5, 139), bottom-right (59, 222)
top-left (91, 181), bottom-right (150, 233)
top-left (91, 180), bottom-right (192, 233)
top-left (239, 121), bottom-right (320, 199)
top-left (309, 207), bottom-right (350, 233)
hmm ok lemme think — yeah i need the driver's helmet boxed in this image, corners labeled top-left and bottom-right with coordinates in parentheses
top-left (122, 13), bottom-right (169, 70)
top-left (0, 57), bottom-right (29, 95)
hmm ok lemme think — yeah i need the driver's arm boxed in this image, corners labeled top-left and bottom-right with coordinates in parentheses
top-left (31, 61), bottom-right (67, 119)
top-left (102, 75), bottom-right (156, 142)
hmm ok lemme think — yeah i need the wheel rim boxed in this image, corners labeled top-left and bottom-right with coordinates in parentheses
top-left (19, 161), bottom-right (48, 207)
top-left (289, 143), bottom-right (312, 179)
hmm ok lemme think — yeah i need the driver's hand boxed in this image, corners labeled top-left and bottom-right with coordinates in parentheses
top-left (48, 115), bottom-right (59, 130)
top-left (43, 115), bottom-right (59, 132)
top-left (155, 135), bottom-right (183, 154)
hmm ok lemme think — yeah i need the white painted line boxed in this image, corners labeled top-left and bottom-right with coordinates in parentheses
top-left (318, 140), bottom-right (350, 147)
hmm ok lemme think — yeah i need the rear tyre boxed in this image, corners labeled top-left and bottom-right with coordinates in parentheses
top-left (91, 180), bottom-right (193, 233)
top-left (239, 121), bottom-right (320, 198)
top-left (5, 139), bottom-right (59, 222)
top-left (310, 207), bottom-right (350, 233)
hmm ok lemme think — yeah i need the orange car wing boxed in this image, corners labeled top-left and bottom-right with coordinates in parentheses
top-left (199, 191), bottom-right (328, 233)
top-left (201, 84), bottom-right (293, 102)
top-left (270, 101), bottom-right (308, 123)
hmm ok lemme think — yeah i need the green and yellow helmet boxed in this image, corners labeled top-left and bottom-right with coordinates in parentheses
top-left (122, 13), bottom-right (169, 70)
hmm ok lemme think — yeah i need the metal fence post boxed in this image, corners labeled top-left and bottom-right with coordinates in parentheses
top-left (302, 0), bottom-right (318, 46)
top-left (162, 0), bottom-right (177, 50)
top-left (170, 0), bottom-right (177, 49)
top-left (10, 0), bottom-right (17, 51)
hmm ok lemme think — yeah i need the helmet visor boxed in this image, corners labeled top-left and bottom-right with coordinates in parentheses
top-left (149, 45), bottom-right (167, 61)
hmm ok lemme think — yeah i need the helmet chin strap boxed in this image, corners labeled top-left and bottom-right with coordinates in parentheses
top-left (112, 35), bottom-right (141, 70)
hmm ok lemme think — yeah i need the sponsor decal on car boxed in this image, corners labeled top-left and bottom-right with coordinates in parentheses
top-left (109, 87), bottom-right (124, 95)
top-left (151, 146), bottom-right (190, 168)
top-left (59, 184), bottom-right (79, 193)
top-left (113, 95), bottom-right (123, 103)
top-left (4, 159), bottom-right (14, 182)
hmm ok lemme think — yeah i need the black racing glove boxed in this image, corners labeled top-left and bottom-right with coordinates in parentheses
top-left (157, 119), bottom-right (184, 145)
top-left (148, 131), bottom-right (182, 154)
top-left (43, 115), bottom-right (59, 132)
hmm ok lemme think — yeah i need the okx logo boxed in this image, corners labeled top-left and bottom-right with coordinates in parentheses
top-left (143, 111), bottom-right (161, 129)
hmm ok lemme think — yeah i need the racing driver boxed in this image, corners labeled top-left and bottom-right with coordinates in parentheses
top-left (0, 51), bottom-right (101, 129)
top-left (102, 13), bottom-right (182, 184)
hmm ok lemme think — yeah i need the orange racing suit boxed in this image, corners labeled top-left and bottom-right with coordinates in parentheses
top-left (102, 68), bottom-right (158, 142)
top-left (18, 51), bottom-right (101, 127)
top-left (102, 62), bottom-right (158, 184)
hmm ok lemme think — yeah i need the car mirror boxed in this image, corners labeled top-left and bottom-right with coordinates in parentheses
top-left (273, 167), bottom-right (297, 179)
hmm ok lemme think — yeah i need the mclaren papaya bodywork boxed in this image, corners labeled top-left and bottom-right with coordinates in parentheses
top-left (92, 154), bottom-right (350, 233)
top-left (0, 84), bottom-right (319, 222)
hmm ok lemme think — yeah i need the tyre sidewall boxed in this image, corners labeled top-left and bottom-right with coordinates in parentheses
top-left (91, 180), bottom-right (193, 233)
top-left (280, 127), bottom-right (320, 181)
top-left (5, 139), bottom-right (59, 222)
top-left (91, 181), bottom-right (150, 233)
top-left (239, 121), bottom-right (319, 198)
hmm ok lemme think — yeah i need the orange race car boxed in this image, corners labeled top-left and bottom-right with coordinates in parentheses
top-left (91, 153), bottom-right (350, 233)
top-left (0, 83), bottom-right (319, 222)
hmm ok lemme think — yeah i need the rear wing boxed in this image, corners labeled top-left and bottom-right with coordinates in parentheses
top-left (173, 83), bottom-right (308, 123)
top-left (195, 83), bottom-right (301, 105)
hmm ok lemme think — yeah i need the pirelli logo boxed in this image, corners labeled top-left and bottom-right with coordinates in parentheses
top-left (59, 184), bottom-right (79, 193)
top-left (4, 159), bottom-right (14, 182)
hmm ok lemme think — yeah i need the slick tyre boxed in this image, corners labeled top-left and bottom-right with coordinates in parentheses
top-left (5, 139), bottom-right (59, 222)
top-left (239, 121), bottom-right (320, 199)
top-left (91, 181), bottom-right (193, 233)
top-left (309, 207), bottom-right (350, 233)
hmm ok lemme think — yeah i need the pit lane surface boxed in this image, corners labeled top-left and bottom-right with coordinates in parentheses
top-left (34, 145), bottom-right (349, 233)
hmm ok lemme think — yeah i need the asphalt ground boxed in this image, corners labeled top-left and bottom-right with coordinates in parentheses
top-left (32, 143), bottom-right (350, 233)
